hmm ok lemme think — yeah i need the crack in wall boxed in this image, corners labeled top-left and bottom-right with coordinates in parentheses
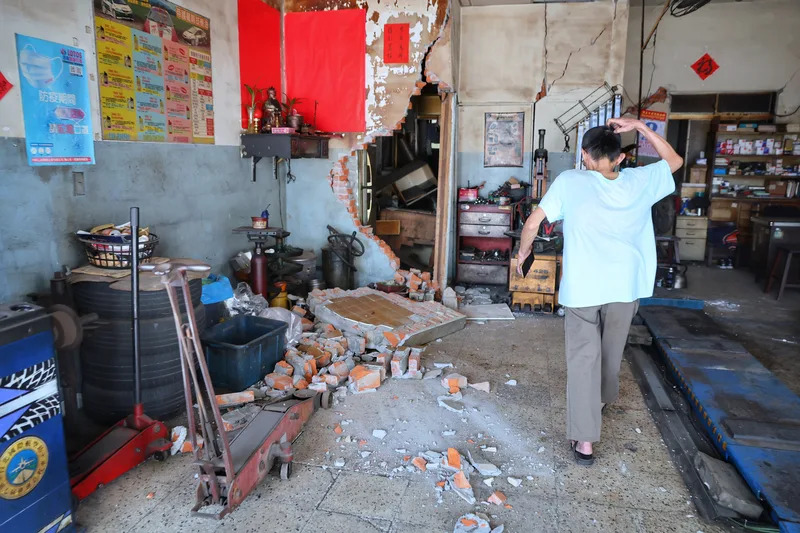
top-left (547, 22), bottom-right (610, 92)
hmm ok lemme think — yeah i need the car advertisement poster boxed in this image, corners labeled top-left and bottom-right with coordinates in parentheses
top-left (15, 34), bottom-right (95, 166)
top-left (94, 0), bottom-right (213, 144)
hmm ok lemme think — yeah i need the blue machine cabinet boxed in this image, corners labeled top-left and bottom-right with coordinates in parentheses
top-left (0, 303), bottom-right (74, 533)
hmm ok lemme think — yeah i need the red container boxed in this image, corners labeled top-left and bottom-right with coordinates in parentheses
top-left (459, 188), bottom-right (479, 202)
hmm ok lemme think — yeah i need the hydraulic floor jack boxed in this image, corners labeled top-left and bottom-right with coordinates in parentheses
top-left (143, 262), bottom-right (330, 519)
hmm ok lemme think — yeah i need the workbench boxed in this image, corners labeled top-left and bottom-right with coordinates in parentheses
top-left (750, 216), bottom-right (800, 281)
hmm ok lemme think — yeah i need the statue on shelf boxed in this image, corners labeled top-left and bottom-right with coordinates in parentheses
top-left (262, 86), bottom-right (282, 132)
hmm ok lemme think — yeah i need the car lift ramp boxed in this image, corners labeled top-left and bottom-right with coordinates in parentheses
top-left (639, 306), bottom-right (800, 533)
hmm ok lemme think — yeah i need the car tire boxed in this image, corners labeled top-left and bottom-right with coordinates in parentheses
top-left (72, 278), bottom-right (202, 319)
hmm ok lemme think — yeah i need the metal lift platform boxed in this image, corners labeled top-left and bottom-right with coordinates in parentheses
top-left (639, 306), bottom-right (800, 532)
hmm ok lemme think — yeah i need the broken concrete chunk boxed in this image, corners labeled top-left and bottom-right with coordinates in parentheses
top-left (437, 395), bottom-right (464, 413)
top-left (264, 373), bottom-right (293, 391)
top-left (504, 379), bottom-right (517, 386)
top-left (412, 457), bottom-right (427, 472)
top-left (391, 351), bottom-right (409, 378)
top-left (483, 477), bottom-right (494, 487)
top-left (467, 451), bottom-right (501, 477)
top-left (442, 430), bottom-right (456, 437)
top-left (292, 375), bottom-right (308, 390)
top-left (372, 429), bottom-right (387, 440)
top-left (221, 404), bottom-right (261, 432)
top-left (693, 451), bottom-right (763, 519)
top-left (434, 362), bottom-right (454, 369)
top-left (468, 382), bottom-right (490, 393)
top-left (441, 373), bottom-right (468, 394)
top-left (329, 360), bottom-right (350, 377)
top-left (349, 365), bottom-right (381, 392)
top-left (360, 451), bottom-right (372, 458)
top-left (453, 513), bottom-right (494, 533)
top-left (451, 471), bottom-right (476, 504)
top-left (274, 360), bottom-right (294, 376)
top-left (421, 450), bottom-right (442, 462)
top-left (424, 368), bottom-right (443, 380)
top-left (507, 477), bottom-right (522, 487)
top-left (334, 458), bottom-right (345, 468)
top-left (215, 390), bottom-right (255, 408)
top-left (487, 491), bottom-right (507, 506)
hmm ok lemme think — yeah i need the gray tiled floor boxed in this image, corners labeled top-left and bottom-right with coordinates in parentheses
top-left (75, 317), bottom-right (733, 533)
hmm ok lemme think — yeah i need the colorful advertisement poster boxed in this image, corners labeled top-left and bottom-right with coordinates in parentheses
top-left (638, 109), bottom-right (668, 159)
top-left (15, 34), bottom-right (95, 166)
top-left (93, 0), bottom-right (213, 144)
top-left (189, 48), bottom-right (214, 143)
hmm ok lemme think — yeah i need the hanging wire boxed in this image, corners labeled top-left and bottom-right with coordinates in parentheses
top-left (670, 0), bottom-right (711, 18)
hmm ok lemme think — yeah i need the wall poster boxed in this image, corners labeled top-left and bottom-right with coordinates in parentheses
top-left (638, 109), bottom-right (667, 159)
top-left (15, 34), bottom-right (95, 166)
top-left (484, 112), bottom-right (524, 167)
top-left (93, 0), bottom-right (214, 143)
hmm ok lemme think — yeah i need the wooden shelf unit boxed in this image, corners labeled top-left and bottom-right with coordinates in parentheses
top-left (701, 121), bottom-right (800, 265)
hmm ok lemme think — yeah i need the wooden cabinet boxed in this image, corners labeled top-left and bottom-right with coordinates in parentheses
top-left (456, 203), bottom-right (513, 285)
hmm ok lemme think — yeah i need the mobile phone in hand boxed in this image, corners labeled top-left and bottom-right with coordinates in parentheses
top-left (521, 253), bottom-right (535, 277)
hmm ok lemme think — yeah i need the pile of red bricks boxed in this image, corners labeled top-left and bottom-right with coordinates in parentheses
top-left (393, 268), bottom-right (440, 302)
top-left (259, 318), bottom-right (431, 398)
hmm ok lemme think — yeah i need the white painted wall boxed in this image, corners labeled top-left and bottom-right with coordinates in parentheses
top-left (0, 0), bottom-right (242, 145)
top-left (624, 0), bottom-right (800, 121)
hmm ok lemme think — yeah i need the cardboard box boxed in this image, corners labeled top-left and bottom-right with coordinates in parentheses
top-left (767, 181), bottom-right (788, 196)
top-left (689, 167), bottom-right (707, 184)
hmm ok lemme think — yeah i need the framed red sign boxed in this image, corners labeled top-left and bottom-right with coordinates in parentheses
top-left (384, 23), bottom-right (409, 64)
top-left (691, 53), bottom-right (719, 81)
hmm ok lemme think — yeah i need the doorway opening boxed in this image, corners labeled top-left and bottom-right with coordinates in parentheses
top-left (358, 83), bottom-right (452, 277)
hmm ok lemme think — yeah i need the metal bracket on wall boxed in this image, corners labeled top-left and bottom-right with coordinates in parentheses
top-left (553, 83), bottom-right (617, 136)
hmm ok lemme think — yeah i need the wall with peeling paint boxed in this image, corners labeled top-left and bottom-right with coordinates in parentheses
top-left (283, 0), bottom-right (451, 285)
top-left (624, 0), bottom-right (800, 121)
top-left (456, 0), bottom-right (629, 192)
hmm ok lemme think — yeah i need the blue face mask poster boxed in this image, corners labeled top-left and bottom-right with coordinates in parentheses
top-left (15, 34), bottom-right (95, 166)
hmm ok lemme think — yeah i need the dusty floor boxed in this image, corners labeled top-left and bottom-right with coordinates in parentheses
top-left (74, 265), bottom-right (800, 533)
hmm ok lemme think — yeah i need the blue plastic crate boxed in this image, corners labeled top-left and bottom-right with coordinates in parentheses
top-left (201, 315), bottom-right (287, 391)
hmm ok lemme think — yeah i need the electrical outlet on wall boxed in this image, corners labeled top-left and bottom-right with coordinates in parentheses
top-left (73, 172), bottom-right (85, 196)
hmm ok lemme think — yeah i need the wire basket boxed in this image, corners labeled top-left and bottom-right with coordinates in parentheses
top-left (77, 233), bottom-right (159, 269)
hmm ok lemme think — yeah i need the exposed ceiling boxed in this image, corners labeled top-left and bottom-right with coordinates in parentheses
top-left (458, 0), bottom-right (754, 7)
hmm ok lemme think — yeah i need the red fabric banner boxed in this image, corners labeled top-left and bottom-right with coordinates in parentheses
top-left (285, 9), bottom-right (366, 133)
top-left (238, 0), bottom-right (281, 122)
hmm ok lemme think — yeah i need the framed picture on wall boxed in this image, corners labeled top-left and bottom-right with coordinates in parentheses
top-left (484, 112), bottom-right (524, 167)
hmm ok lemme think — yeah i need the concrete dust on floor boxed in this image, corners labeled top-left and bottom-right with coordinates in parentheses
top-left (76, 317), bottom-right (733, 533)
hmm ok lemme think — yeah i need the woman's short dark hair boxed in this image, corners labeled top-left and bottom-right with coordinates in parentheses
top-left (582, 126), bottom-right (622, 161)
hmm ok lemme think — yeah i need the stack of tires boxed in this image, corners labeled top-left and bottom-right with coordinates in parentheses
top-left (73, 280), bottom-right (205, 424)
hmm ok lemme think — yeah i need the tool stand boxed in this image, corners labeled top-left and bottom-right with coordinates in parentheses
top-left (144, 261), bottom-right (331, 520)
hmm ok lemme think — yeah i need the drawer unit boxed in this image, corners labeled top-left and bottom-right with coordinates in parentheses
top-left (458, 224), bottom-right (509, 239)
top-left (678, 239), bottom-right (706, 261)
top-left (458, 211), bottom-right (511, 226)
top-left (457, 264), bottom-right (508, 285)
top-left (675, 228), bottom-right (706, 240)
top-left (676, 216), bottom-right (709, 230)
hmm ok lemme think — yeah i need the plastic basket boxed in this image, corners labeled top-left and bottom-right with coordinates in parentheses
top-left (77, 233), bottom-right (159, 269)
top-left (201, 315), bottom-right (288, 391)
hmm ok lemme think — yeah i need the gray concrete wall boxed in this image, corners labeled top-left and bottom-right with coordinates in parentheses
top-left (0, 138), bottom-right (281, 301)
top-left (286, 152), bottom-right (396, 287)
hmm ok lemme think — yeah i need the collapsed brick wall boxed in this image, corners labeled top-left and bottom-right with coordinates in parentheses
top-left (328, 153), bottom-right (401, 271)
top-left (285, 0), bottom-right (453, 275)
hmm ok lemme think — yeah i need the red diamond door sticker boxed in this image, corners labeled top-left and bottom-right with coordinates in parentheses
top-left (691, 53), bottom-right (719, 81)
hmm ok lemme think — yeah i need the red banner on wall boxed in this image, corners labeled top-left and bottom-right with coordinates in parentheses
top-left (285, 9), bottom-right (366, 133)
top-left (238, 0), bottom-right (281, 122)
top-left (384, 23), bottom-right (410, 64)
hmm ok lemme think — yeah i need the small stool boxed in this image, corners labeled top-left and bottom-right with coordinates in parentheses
top-left (656, 236), bottom-right (681, 265)
top-left (764, 247), bottom-right (800, 300)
